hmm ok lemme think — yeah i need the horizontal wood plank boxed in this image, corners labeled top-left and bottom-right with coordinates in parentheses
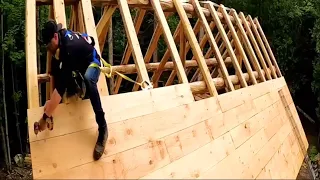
top-left (31, 96), bottom-right (221, 178)
top-left (141, 132), bottom-right (235, 179)
top-left (198, 101), bottom-right (292, 179)
top-left (29, 73), bottom-right (306, 179)
top-left (28, 84), bottom-right (195, 142)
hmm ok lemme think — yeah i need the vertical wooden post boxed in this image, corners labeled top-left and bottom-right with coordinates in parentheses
top-left (26, 0), bottom-right (40, 108)
top-left (81, 0), bottom-right (109, 96)
top-left (53, 0), bottom-right (67, 27)
top-left (46, 5), bottom-right (54, 101)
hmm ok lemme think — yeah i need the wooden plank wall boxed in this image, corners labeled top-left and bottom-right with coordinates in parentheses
top-left (26, 1), bottom-right (308, 179)
top-left (27, 77), bottom-right (308, 179)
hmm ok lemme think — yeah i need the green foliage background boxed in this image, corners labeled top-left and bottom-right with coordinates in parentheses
top-left (0, 0), bottom-right (320, 170)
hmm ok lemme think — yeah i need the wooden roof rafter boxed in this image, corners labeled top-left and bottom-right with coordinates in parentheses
top-left (28, 0), bottom-right (282, 109)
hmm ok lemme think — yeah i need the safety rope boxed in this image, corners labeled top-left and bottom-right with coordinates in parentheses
top-left (89, 57), bottom-right (153, 91)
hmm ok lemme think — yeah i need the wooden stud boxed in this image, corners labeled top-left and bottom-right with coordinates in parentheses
top-left (46, 5), bottom-right (54, 101)
top-left (53, 0), bottom-right (78, 103)
top-left (26, 0), bottom-right (40, 108)
top-left (77, 2), bottom-right (85, 32)
top-left (173, 0), bottom-right (218, 96)
top-left (81, 0), bottom-right (109, 95)
top-left (71, 3), bottom-right (79, 31)
top-left (53, 0), bottom-right (67, 26)
top-left (231, 10), bottom-right (266, 83)
top-left (68, 5), bottom-right (76, 30)
top-left (254, 18), bottom-right (282, 77)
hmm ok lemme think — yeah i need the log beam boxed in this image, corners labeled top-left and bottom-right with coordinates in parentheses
top-left (35, 0), bottom-right (253, 26)
top-left (190, 66), bottom-right (276, 94)
top-left (38, 57), bottom-right (232, 83)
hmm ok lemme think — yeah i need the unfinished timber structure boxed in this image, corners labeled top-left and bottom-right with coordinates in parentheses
top-left (26, 0), bottom-right (309, 179)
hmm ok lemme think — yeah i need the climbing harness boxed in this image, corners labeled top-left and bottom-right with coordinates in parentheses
top-left (70, 30), bottom-right (153, 91)
top-left (89, 57), bottom-right (153, 91)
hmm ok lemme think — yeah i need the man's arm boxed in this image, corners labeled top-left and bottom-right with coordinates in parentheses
top-left (43, 89), bottom-right (62, 117)
top-left (43, 50), bottom-right (68, 118)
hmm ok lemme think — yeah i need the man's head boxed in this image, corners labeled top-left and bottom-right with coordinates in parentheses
top-left (42, 20), bottom-right (62, 53)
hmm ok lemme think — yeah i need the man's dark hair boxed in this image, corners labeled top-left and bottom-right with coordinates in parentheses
top-left (41, 20), bottom-right (62, 45)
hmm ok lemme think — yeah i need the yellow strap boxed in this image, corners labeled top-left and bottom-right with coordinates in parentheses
top-left (89, 58), bottom-right (153, 90)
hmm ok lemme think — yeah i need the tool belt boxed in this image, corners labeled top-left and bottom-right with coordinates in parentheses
top-left (65, 70), bottom-right (86, 99)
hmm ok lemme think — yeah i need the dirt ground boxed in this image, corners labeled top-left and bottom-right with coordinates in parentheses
top-left (0, 161), bottom-right (315, 180)
top-left (0, 161), bottom-right (316, 179)
top-left (0, 164), bottom-right (314, 180)
top-left (0, 164), bottom-right (32, 180)
top-left (297, 160), bottom-right (314, 180)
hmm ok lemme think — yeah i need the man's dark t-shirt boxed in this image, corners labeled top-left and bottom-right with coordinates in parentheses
top-left (51, 29), bottom-right (100, 97)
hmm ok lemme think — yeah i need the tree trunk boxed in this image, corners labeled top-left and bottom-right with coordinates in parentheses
top-left (11, 62), bottom-right (23, 155)
top-left (1, 1), bottom-right (11, 170)
top-left (37, 6), bottom-right (42, 105)
top-left (0, 121), bottom-right (9, 169)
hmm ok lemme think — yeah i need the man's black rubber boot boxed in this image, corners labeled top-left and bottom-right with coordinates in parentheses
top-left (93, 124), bottom-right (108, 160)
